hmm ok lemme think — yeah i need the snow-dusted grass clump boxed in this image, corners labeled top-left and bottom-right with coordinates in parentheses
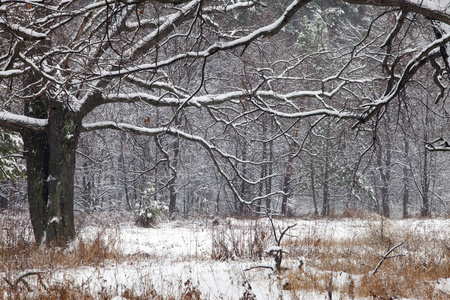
top-left (1, 211), bottom-right (449, 299)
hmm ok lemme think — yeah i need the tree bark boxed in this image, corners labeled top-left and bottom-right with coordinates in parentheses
top-left (321, 151), bottom-right (330, 217)
top-left (23, 98), bottom-right (49, 244)
top-left (23, 99), bottom-right (80, 246)
top-left (421, 102), bottom-right (431, 217)
top-left (402, 136), bottom-right (409, 218)
top-left (281, 122), bottom-right (300, 215)
top-left (376, 132), bottom-right (391, 218)
top-left (310, 151), bottom-right (318, 216)
top-left (266, 139), bottom-right (273, 211)
top-left (168, 119), bottom-right (180, 216)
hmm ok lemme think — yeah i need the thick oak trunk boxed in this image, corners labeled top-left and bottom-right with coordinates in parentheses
top-left (23, 100), bottom-right (80, 246)
top-left (23, 98), bottom-right (49, 244)
top-left (23, 125), bottom-right (49, 244)
top-left (46, 102), bottom-right (79, 245)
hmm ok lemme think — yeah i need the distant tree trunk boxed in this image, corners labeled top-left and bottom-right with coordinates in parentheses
top-left (235, 140), bottom-right (249, 215)
top-left (239, 169), bottom-right (248, 215)
top-left (257, 117), bottom-right (268, 213)
top-left (281, 122), bottom-right (300, 215)
top-left (310, 153), bottom-right (318, 216)
top-left (81, 162), bottom-right (92, 209)
top-left (168, 115), bottom-right (181, 216)
top-left (376, 132), bottom-right (391, 218)
top-left (281, 166), bottom-right (292, 215)
top-left (321, 150), bottom-right (330, 217)
top-left (266, 139), bottom-right (273, 211)
top-left (119, 136), bottom-right (132, 211)
top-left (215, 186), bottom-right (221, 215)
top-left (421, 103), bottom-right (431, 217)
top-left (168, 139), bottom-right (179, 216)
top-left (421, 138), bottom-right (431, 217)
top-left (402, 136), bottom-right (409, 218)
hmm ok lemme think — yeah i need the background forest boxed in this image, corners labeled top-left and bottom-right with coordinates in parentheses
top-left (1, 0), bottom-right (450, 235)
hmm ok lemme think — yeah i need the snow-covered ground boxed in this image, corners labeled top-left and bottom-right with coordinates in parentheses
top-left (2, 215), bottom-right (450, 299)
top-left (56, 217), bottom-right (450, 299)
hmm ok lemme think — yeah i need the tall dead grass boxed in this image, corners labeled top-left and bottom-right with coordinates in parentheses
top-left (1, 211), bottom-right (448, 299)
top-left (210, 218), bottom-right (272, 261)
top-left (0, 211), bottom-right (128, 298)
top-left (0, 212), bottom-right (211, 299)
top-left (278, 218), bottom-right (450, 299)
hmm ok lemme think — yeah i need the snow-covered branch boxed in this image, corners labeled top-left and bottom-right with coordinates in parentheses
top-left (0, 69), bottom-right (23, 78)
top-left (125, 0), bottom-right (201, 61)
top-left (0, 111), bottom-right (47, 132)
top-left (0, 21), bottom-right (46, 40)
top-left (91, 0), bottom-right (309, 80)
top-left (355, 31), bottom-right (450, 126)
top-left (342, 0), bottom-right (450, 25)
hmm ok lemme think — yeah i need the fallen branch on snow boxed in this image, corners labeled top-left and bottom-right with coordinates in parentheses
top-left (3, 270), bottom-right (47, 292)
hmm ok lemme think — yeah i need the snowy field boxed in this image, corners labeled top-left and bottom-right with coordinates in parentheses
top-left (1, 213), bottom-right (449, 299)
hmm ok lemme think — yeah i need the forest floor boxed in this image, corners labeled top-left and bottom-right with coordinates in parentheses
top-left (1, 211), bottom-right (449, 299)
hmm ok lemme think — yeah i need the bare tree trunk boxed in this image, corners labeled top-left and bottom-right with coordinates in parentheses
top-left (421, 103), bottom-right (431, 217)
top-left (376, 133), bottom-right (391, 218)
top-left (119, 136), bottom-right (132, 211)
top-left (281, 122), bottom-right (300, 215)
top-left (257, 117), bottom-right (268, 213)
top-left (24, 98), bottom-right (80, 246)
top-left (310, 154), bottom-right (318, 216)
top-left (321, 151), bottom-right (330, 217)
top-left (421, 139), bottom-right (430, 217)
top-left (266, 139), bottom-right (273, 211)
top-left (168, 115), bottom-right (181, 216)
top-left (168, 139), bottom-right (179, 216)
top-left (45, 102), bottom-right (79, 245)
top-left (402, 136), bottom-right (409, 218)
top-left (23, 98), bottom-right (49, 244)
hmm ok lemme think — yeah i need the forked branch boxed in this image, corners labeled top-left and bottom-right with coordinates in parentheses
top-left (372, 240), bottom-right (405, 275)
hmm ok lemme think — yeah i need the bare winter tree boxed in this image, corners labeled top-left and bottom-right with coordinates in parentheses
top-left (1, 0), bottom-right (450, 246)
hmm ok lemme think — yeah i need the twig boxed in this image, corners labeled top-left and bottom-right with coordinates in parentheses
top-left (265, 211), bottom-right (296, 272)
top-left (244, 265), bottom-right (274, 271)
top-left (372, 240), bottom-right (405, 275)
top-left (3, 270), bottom-right (46, 292)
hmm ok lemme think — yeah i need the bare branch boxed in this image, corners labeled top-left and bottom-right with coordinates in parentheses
top-left (0, 111), bottom-right (47, 132)
top-left (90, 0), bottom-right (311, 80)
top-left (372, 240), bottom-right (405, 275)
top-left (342, 0), bottom-right (450, 25)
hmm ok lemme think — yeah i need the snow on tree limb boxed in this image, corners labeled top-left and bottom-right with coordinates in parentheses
top-left (355, 31), bottom-right (450, 126)
top-left (124, 0), bottom-right (202, 61)
top-left (0, 69), bottom-right (23, 78)
top-left (91, 0), bottom-right (310, 80)
top-left (342, 0), bottom-right (450, 25)
top-left (0, 111), bottom-right (47, 132)
top-left (0, 21), bottom-right (47, 40)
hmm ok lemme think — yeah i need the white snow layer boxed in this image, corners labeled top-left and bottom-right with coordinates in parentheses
top-left (28, 218), bottom-right (445, 299)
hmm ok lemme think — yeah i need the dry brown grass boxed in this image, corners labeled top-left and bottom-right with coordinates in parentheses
top-left (210, 218), bottom-right (272, 261)
top-left (0, 212), bottom-right (209, 299)
top-left (276, 218), bottom-right (450, 299)
top-left (0, 211), bottom-right (128, 299)
top-left (2, 212), bottom-right (449, 299)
